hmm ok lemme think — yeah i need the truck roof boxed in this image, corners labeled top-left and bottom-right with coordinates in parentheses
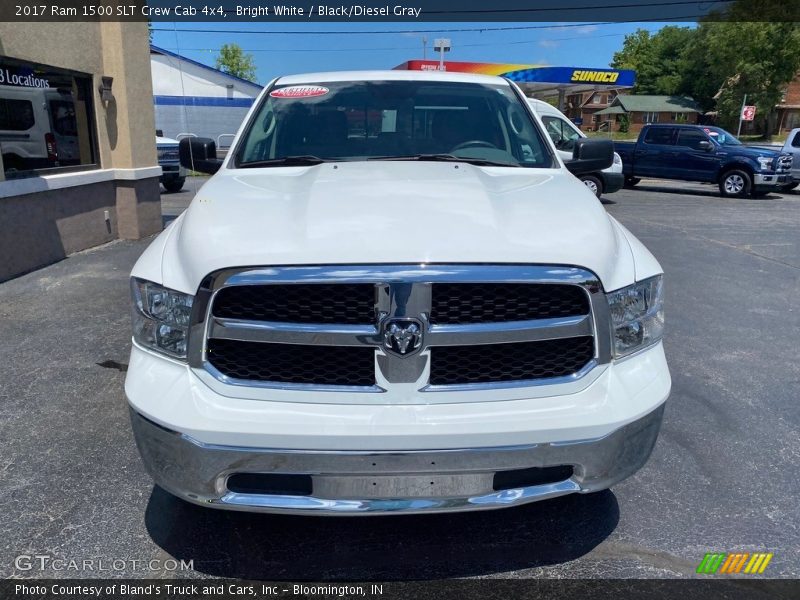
top-left (276, 70), bottom-right (510, 86)
top-left (642, 123), bottom-right (705, 129)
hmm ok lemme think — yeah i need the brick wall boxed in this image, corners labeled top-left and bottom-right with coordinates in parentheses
top-left (781, 74), bottom-right (800, 106)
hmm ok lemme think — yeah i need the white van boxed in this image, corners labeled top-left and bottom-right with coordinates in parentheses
top-left (0, 85), bottom-right (79, 172)
top-left (527, 98), bottom-right (623, 197)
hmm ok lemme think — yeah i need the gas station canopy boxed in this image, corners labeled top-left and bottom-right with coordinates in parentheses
top-left (394, 60), bottom-right (636, 96)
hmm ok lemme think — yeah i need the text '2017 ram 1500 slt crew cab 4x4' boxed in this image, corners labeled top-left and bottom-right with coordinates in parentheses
top-left (615, 124), bottom-right (792, 198)
top-left (125, 71), bottom-right (671, 515)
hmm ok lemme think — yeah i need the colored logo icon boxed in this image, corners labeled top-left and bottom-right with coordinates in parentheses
top-left (697, 552), bottom-right (773, 574)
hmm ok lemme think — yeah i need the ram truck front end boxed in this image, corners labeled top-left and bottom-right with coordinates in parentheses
top-left (125, 71), bottom-right (670, 515)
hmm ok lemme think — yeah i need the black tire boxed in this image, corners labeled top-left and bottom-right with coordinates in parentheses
top-left (624, 176), bottom-right (640, 188)
top-left (718, 169), bottom-right (752, 198)
top-left (780, 182), bottom-right (798, 192)
top-left (581, 175), bottom-right (603, 198)
top-left (2, 154), bottom-right (23, 172)
top-left (163, 177), bottom-right (185, 193)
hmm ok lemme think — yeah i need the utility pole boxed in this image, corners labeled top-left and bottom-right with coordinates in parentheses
top-left (737, 93), bottom-right (747, 137)
top-left (422, 36), bottom-right (427, 59)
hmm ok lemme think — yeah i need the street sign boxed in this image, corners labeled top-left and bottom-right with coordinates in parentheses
top-left (741, 105), bottom-right (756, 121)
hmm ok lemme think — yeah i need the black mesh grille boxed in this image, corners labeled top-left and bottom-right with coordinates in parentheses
top-left (429, 337), bottom-right (594, 385)
top-left (208, 339), bottom-right (375, 386)
top-left (430, 283), bottom-right (589, 324)
top-left (212, 284), bottom-right (375, 324)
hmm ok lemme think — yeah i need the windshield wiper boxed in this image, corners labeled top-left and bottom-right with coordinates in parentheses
top-left (367, 154), bottom-right (520, 168)
top-left (238, 155), bottom-right (328, 168)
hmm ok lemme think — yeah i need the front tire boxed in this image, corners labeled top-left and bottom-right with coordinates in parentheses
top-left (624, 176), bottom-right (640, 188)
top-left (581, 175), bottom-right (603, 198)
top-left (163, 177), bottom-right (185, 193)
top-left (719, 169), bottom-right (751, 198)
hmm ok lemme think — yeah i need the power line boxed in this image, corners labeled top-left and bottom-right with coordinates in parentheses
top-left (164, 28), bottom-right (670, 54)
top-left (153, 0), bottom-right (730, 22)
top-left (151, 22), bottom-right (619, 35)
top-left (421, 0), bottom-right (731, 14)
top-left (150, 11), bottom-right (716, 36)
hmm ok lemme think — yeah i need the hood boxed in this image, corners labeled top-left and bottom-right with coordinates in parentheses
top-left (156, 136), bottom-right (179, 146)
top-left (158, 162), bottom-right (637, 292)
top-left (730, 144), bottom-right (783, 158)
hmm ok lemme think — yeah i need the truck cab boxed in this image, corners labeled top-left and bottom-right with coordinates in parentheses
top-left (780, 128), bottom-right (800, 191)
top-left (527, 98), bottom-right (624, 198)
top-left (614, 124), bottom-right (792, 197)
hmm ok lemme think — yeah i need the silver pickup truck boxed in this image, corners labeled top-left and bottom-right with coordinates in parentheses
top-left (780, 128), bottom-right (800, 191)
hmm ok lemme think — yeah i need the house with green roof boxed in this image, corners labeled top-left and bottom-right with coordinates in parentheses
top-left (595, 95), bottom-right (701, 133)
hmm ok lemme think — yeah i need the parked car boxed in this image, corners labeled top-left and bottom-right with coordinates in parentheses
top-left (527, 98), bottom-right (624, 198)
top-left (126, 71), bottom-right (670, 515)
top-left (615, 124), bottom-right (792, 197)
top-left (0, 85), bottom-right (79, 172)
top-left (779, 128), bottom-right (800, 191)
top-left (156, 132), bottom-right (186, 192)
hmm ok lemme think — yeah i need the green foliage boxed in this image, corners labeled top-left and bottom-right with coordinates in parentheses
top-left (691, 22), bottom-right (800, 132)
top-left (215, 43), bottom-right (257, 82)
top-left (611, 26), bottom-right (695, 95)
top-left (618, 114), bottom-right (630, 134)
top-left (610, 15), bottom-right (800, 137)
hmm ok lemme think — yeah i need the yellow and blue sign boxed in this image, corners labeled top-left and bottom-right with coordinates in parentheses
top-left (396, 61), bottom-right (636, 87)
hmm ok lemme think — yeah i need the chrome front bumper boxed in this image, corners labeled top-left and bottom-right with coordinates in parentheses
top-left (754, 173), bottom-right (791, 188)
top-left (129, 403), bottom-right (665, 515)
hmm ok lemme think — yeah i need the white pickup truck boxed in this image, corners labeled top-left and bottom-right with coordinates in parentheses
top-left (126, 71), bottom-right (670, 515)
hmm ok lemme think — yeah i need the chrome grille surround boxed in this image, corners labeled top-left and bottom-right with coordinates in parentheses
top-left (188, 265), bottom-right (612, 396)
top-left (777, 154), bottom-right (793, 173)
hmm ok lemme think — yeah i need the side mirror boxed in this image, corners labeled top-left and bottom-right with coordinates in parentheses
top-left (179, 137), bottom-right (223, 174)
top-left (565, 138), bottom-right (614, 175)
top-left (697, 140), bottom-right (713, 151)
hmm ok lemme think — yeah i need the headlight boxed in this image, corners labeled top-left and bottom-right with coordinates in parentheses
top-left (757, 156), bottom-right (774, 171)
top-left (131, 278), bottom-right (194, 359)
top-left (606, 275), bottom-right (664, 358)
top-left (613, 152), bottom-right (622, 166)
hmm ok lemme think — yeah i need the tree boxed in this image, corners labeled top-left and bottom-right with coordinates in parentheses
top-left (610, 12), bottom-right (800, 138)
top-left (618, 114), bottom-right (630, 134)
top-left (611, 26), bottom-right (695, 95)
top-left (215, 43), bottom-right (257, 82)
top-left (684, 21), bottom-right (800, 134)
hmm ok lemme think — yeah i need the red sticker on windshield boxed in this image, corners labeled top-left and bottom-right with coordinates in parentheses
top-left (270, 85), bottom-right (329, 98)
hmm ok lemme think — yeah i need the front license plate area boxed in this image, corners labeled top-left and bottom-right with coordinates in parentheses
top-left (312, 473), bottom-right (494, 499)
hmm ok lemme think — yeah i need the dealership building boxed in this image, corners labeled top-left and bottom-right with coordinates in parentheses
top-left (150, 45), bottom-right (262, 146)
top-left (0, 22), bottom-right (161, 282)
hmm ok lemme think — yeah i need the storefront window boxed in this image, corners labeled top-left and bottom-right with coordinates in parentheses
top-left (0, 57), bottom-right (97, 178)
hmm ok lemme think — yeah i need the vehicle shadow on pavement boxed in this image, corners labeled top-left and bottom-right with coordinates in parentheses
top-left (144, 486), bottom-right (619, 579)
top-left (634, 183), bottom-right (783, 200)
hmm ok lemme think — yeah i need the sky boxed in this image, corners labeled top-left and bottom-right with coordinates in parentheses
top-left (150, 21), bottom-right (687, 84)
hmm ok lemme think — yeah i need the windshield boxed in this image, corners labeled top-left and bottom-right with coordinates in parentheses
top-left (704, 127), bottom-right (742, 146)
top-left (235, 80), bottom-right (554, 168)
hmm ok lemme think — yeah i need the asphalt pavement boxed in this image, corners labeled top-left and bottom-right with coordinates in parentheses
top-left (0, 177), bottom-right (798, 580)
